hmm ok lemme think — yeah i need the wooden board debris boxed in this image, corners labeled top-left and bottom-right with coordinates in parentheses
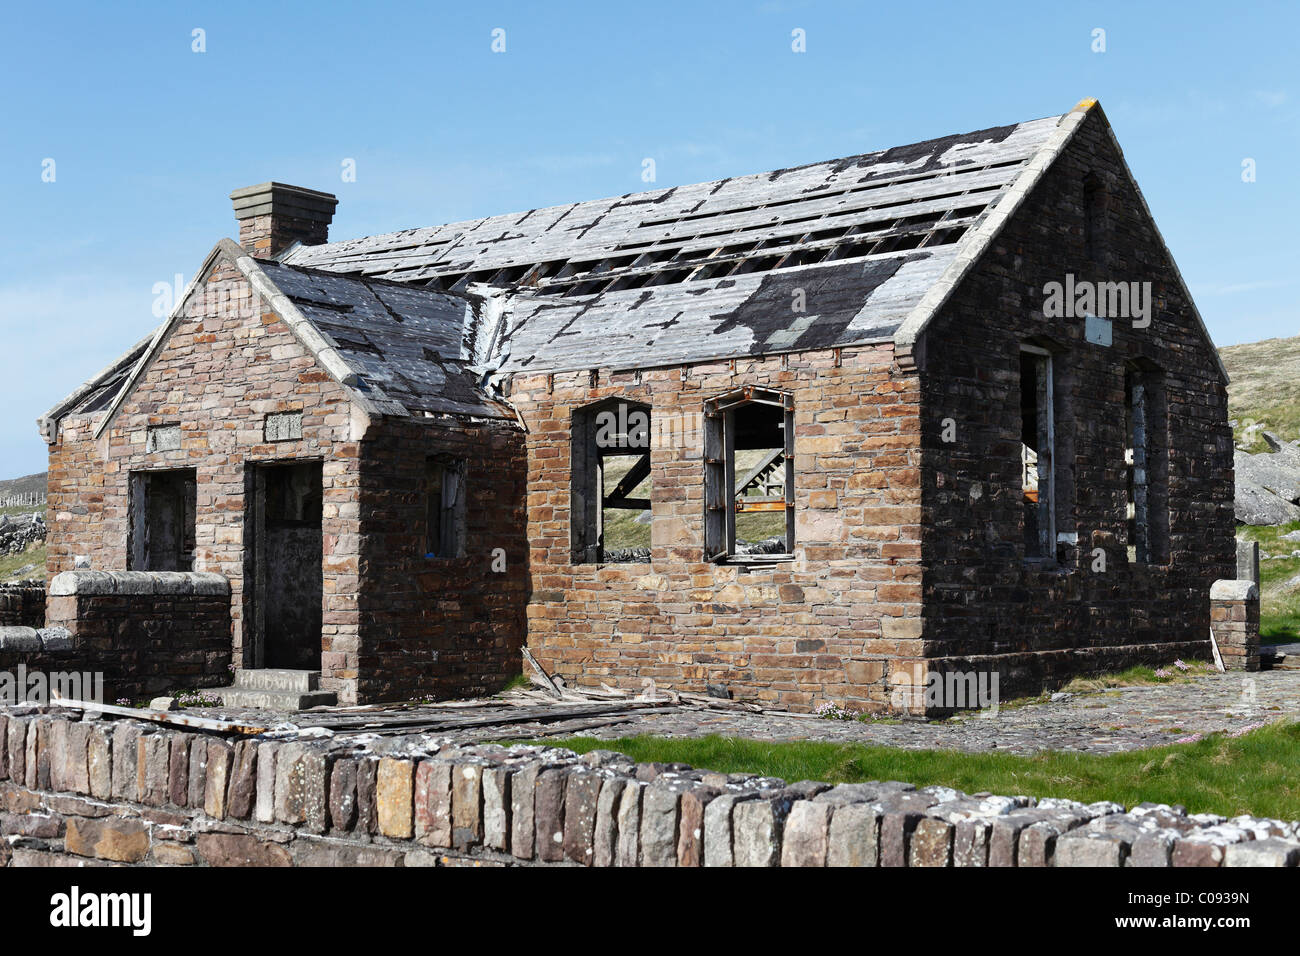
top-left (50, 696), bottom-right (270, 735)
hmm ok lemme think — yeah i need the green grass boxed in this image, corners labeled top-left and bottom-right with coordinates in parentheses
top-left (531, 724), bottom-right (1300, 819)
top-left (0, 542), bottom-right (45, 582)
top-left (0, 505), bottom-right (45, 518)
top-left (1237, 522), bottom-right (1300, 643)
top-left (1059, 660), bottom-right (1216, 692)
top-left (600, 454), bottom-right (651, 551)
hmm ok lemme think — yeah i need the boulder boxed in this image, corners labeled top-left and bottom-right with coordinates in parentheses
top-left (1235, 437), bottom-right (1300, 525)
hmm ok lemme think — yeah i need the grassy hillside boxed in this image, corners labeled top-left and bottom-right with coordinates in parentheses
top-left (1220, 335), bottom-right (1300, 453)
top-left (1221, 335), bottom-right (1300, 642)
top-left (0, 472), bottom-right (46, 500)
top-left (0, 544), bottom-right (45, 582)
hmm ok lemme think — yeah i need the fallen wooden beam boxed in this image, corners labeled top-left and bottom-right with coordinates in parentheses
top-left (323, 700), bottom-right (678, 736)
top-left (522, 647), bottom-right (562, 697)
top-left (516, 715), bottom-right (642, 737)
top-left (51, 696), bottom-right (270, 735)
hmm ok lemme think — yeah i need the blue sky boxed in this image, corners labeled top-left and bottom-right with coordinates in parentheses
top-left (1, 0), bottom-right (1295, 476)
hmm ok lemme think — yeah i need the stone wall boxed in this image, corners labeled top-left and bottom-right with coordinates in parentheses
top-left (35, 571), bottom-right (233, 700)
top-left (915, 107), bottom-right (1234, 700)
top-left (44, 253), bottom-right (364, 702)
top-left (1210, 579), bottom-right (1260, 672)
top-left (0, 511), bottom-right (45, 559)
top-left (354, 415), bottom-right (530, 702)
top-left (0, 584), bottom-right (45, 628)
top-left (508, 344), bottom-right (925, 714)
top-left (1, 708), bottom-right (1296, 867)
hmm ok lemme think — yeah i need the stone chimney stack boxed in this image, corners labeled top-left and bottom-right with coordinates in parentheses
top-left (229, 182), bottom-right (339, 258)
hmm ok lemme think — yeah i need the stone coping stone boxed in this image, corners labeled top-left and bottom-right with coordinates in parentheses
top-left (0, 626), bottom-right (73, 654)
top-left (49, 570), bottom-right (230, 598)
top-left (1210, 579), bottom-right (1258, 602)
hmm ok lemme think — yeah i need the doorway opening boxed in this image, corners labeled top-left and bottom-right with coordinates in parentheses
top-left (245, 461), bottom-right (323, 670)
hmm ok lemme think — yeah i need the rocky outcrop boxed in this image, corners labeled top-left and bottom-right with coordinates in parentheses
top-left (1235, 432), bottom-right (1300, 525)
top-left (0, 512), bottom-right (45, 557)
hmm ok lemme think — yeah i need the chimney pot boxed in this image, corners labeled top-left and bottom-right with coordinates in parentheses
top-left (230, 182), bottom-right (338, 258)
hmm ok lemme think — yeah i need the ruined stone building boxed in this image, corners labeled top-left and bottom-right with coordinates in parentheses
top-left (38, 99), bottom-right (1234, 711)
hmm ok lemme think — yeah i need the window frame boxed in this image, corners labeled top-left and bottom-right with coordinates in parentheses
top-left (570, 398), bottom-right (652, 564)
top-left (1124, 363), bottom-right (1168, 565)
top-left (703, 386), bottom-right (795, 563)
top-left (424, 457), bottom-right (467, 559)
top-left (1019, 345), bottom-right (1056, 563)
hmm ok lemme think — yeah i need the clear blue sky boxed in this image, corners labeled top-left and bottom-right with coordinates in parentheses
top-left (1, 0), bottom-right (1295, 477)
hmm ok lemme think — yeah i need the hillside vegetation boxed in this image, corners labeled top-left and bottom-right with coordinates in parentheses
top-left (1220, 335), bottom-right (1300, 453)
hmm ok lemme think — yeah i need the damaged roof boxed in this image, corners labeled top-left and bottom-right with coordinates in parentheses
top-left (250, 260), bottom-right (507, 418)
top-left (48, 240), bottom-right (517, 439)
top-left (286, 117), bottom-right (1060, 297)
top-left (282, 111), bottom-right (1070, 375)
top-left (58, 102), bottom-right (1149, 432)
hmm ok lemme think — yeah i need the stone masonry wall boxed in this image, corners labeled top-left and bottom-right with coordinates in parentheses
top-left (915, 107), bottom-right (1235, 699)
top-left (0, 584), bottom-right (45, 629)
top-left (1, 708), bottom-right (1297, 867)
top-left (21, 571), bottom-right (232, 700)
top-left (354, 415), bottom-right (530, 702)
top-left (1210, 580), bottom-right (1260, 672)
top-left (44, 253), bottom-right (365, 703)
top-left (509, 344), bottom-right (925, 714)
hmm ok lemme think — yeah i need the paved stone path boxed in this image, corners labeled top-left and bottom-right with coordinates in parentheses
top-left (195, 670), bottom-right (1300, 756)
top-left (489, 670), bottom-right (1300, 755)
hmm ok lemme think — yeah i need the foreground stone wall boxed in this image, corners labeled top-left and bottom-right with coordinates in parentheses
top-left (0, 584), bottom-right (45, 629)
top-left (1, 708), bottom-right (1296, 867)
top-left (33, 571), bottom-right (232, 699)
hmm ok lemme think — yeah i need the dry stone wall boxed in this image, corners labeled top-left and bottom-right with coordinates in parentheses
top-left (0, 512), bottom-right (45, 559)
top-left (1, 707), bottom-right (1296, 867)
top-left (0, 584), bottom-right (45, 628)
top-left (1, 571), bottom-right (232, 701)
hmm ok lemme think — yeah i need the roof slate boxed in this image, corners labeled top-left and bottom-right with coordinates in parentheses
top-left (252, 261), bottom-right (508, 418)
top-left (280, 114), bottom-right (1064, 376)
top-left (285, 117), bottom-right (1060, 299)
top-left (57, 107), bottom-right (1138, 430)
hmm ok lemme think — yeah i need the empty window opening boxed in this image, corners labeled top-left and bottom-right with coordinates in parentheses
top-left (1124, 366), bottom-right (1168, 564)
top-left (425, 458), bottom-right (467, 559)
top-left (1019, 348), bottom-right (1055, 561)
top-left (572, 400), bottom-right (652, 563)
top-left (704, 388), bottom-right (794, 561)
top-left (129, 469), bottom-right (197, 571)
